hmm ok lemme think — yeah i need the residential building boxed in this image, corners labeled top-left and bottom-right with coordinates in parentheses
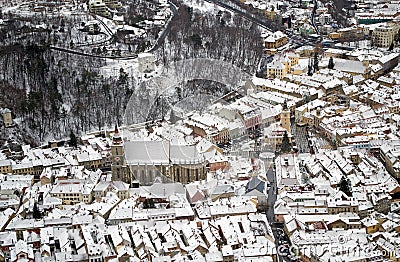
top-left (0, 160), bottom-right (12, 174)
top-left (372, 23), bottom-right (400, 48)
top-left (380, 142), bottom-right (400, 178)
top-left (264, 5), bottom-right (276, 21)
top-left (50, 180), bottom-right (94, 205)
top-left (76, 151), bottom-right (102, 170)
top-left (185, 113), bottom-right (231, 145)
top-left (104, 0), bottom-right (121, 9)
top-left (327, 191), bottom-right (359, 215)
top-left (275, 154), bottom-right (303, 189)
top-left (93, 181), bottom-right (130, 200)
top-left (266, 52), bottom-right (300, 79)
top-left (88, 0), bottom-right (110, 17)
top-left (264, 31), bottom-right (288, 54)
top-left (10, 240), bottom-right (34, 262)
top-left (267, 59), bottom-right (288, 79)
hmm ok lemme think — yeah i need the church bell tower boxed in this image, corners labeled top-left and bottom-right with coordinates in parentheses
top-left (111, 126), bottom-right (131, 185)
top-left (281, 100), bottom-right (291, 133)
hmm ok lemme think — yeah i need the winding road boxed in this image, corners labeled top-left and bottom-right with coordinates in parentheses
top-left (311, 0), bottom-right (319, 35)
top-left (49, 0), bottom-right (312, 60)
top-left (49, 0), bottom-right (178, 60)
top-left (49, 45), bottom-right (137, 60)
top-left (204, 0), bottom-right (280, 32)
top-left (148, 1), bottom-right (178, 52)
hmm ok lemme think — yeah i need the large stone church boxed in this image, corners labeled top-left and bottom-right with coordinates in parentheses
top-left (111, 128), bottom-right (207, 186)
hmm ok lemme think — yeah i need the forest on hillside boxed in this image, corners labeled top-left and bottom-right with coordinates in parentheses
top-left (0, 0), bottom-right (264, 147)
top-left (156, 4), bottom-right (263, 73)
top-left (0, 43), bottom-right (132, 145)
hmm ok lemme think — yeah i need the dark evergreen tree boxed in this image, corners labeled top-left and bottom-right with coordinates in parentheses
top-left (33, 202), bottom-right (41, 219)
top-left (339, 176), bottom-right (353, 197)
top-left (388, 42), bottom-right (394, 51)
top-left (69, 131), bottom-right (77, 148)
top-left (307, 58), bottom-right (313, 76)
top-left (190, 34), bottom-right (202, 48)
top-left (307, 64), bottom-right (313, 76)
top-left (187, 6), bottom-right (193, 19)
top-left (328, 57), bottom-right (335, 69)
top-left (143, 198), bottom-right (155, 209)
top-left (313, 53), bottom-right (319, 72)
top-left (280, 131), bottom-right (292, 154)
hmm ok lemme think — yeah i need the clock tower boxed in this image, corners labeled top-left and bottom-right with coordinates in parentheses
top-left (111, 126), bottom-right (131, 185)
top-left (281, 100), bottom-right (291, 133)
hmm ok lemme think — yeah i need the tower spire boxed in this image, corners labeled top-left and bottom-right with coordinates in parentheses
top-left (113, 124), bottom-right (122, 145)
top-left (283, 99), bottom-right (288, 111)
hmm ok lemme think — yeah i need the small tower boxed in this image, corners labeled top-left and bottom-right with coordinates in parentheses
top-left (2, 108), bottom-right (12, 127)
top-left (111, 125), bottom-right (131, 185)
top-left (138, 53), bottom-right (156, 73)
top-left (281, 100), bottom-right (291, 133)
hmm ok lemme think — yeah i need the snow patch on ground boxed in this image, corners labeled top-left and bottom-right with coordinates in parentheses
top-left (100, 59), bottom-right (139, 79)
top-left (100, 58), bottom-right (166, 87)
top-left (181, 0), bottom-right (220, 14)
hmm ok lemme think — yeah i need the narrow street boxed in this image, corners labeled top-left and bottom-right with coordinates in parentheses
top-left (266, 165), bottom-right (287, 262)
top-left (148, 1), bottom-right (178, 52)
top-left (266, 166), bottom-right (276, 224)
top-left (266, 157), bottom-right (298, 262)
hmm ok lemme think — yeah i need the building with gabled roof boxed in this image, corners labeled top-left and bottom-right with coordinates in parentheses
top-left (245, 177), bottom-right (266, 197)
top-left (93, 181), bottom-right (130, 200)
top-left (50, 180), bottom-right (94, 205)
top-left (10, 240), bottom-right (34, 262)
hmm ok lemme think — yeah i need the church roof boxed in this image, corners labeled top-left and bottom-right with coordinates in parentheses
top-left (125, 141), bottom-right (170, 165)
top-left (124, 141), bottom-right (204, 165)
